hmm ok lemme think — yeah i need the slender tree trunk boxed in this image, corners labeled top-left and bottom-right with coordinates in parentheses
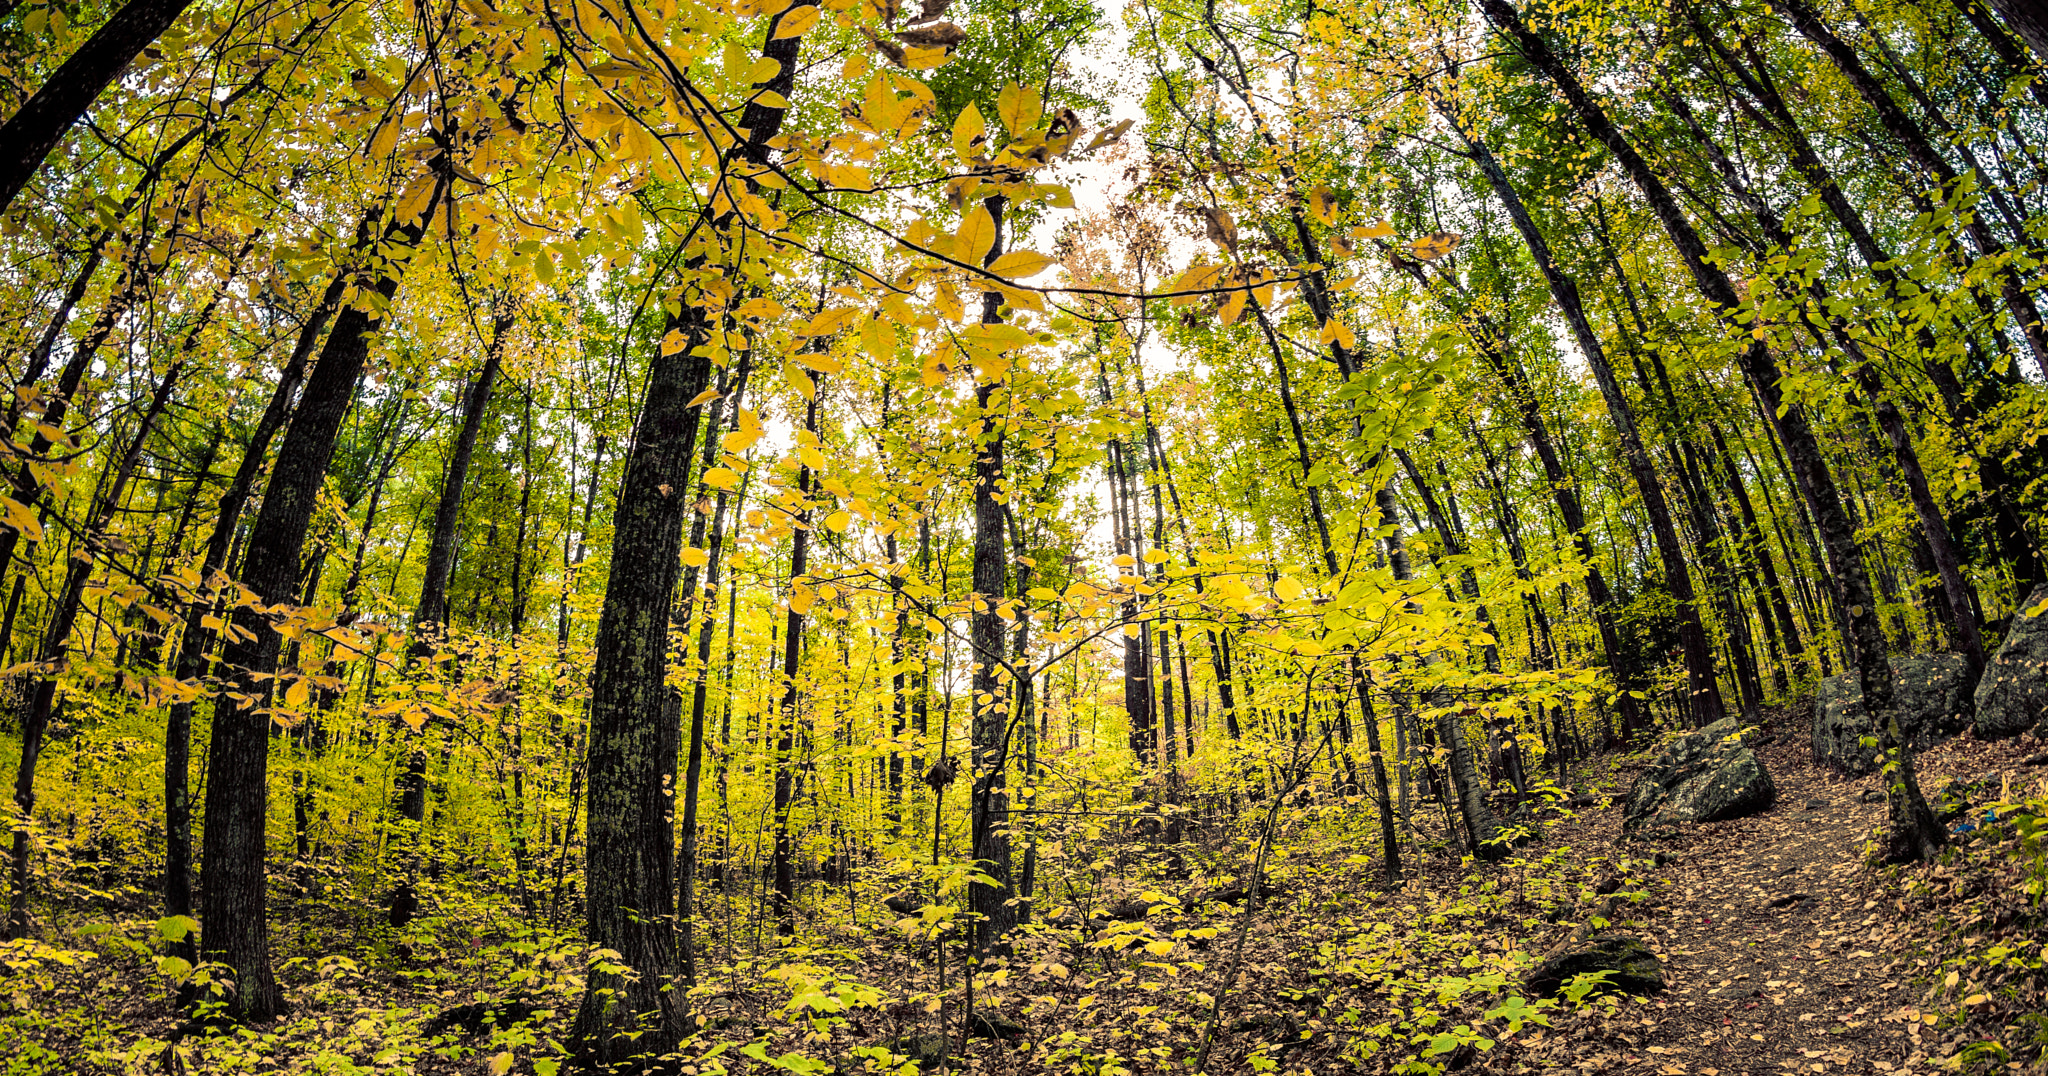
top-left (1483, 0), bottom-right (1943, 860)
top-left (1442, 102), bottom-right (1721, 727)
top-left (7, 311), bottom-right (193, 937)
top-left (389, 309), bottom-right (512, 927)
top-left (1768, 0), bottom-right (2048, 377)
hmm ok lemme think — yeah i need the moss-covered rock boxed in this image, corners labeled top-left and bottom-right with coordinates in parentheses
top-left (1976, 586), bottom-right (2048, 739)
top-left (1623, 718), bottom-right (1775, 831)
top-left (1812, 653), bottom-right (1975, 773)
top-left (1524, 934), bottom-right (1665, 997)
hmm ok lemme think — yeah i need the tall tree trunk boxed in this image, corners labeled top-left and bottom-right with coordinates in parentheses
top-left (7, 304), bottom-right (195, 937)
top-left (1441, 100), bottom-right (1722, 727)
top-left (968, 195), bottom-right (1016, 951)
top-left (570, 5), bottom-right (813, 1059)
top-left (678, 359), bottom-right (747, 983)
top-left (1768, 0), bottom-right (2048, 377)
top-left (773, 386), bottom-right (819, 937)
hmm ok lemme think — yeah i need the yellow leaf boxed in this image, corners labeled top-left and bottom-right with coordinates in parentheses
top-left (1357, 220), bottom-right (1395, 239)
top-left (1408, 231), bottom-right (1462, 261)
top-left (1143, 940), bottom-right (1174, 956)
top-left (956, 205), bottom-right (997, 265)
top-left (996, 81), bottom-right (1042, 137)
top-left (799, 445), bottom-right (826, 470)
top-left (1275, 576), bottom-right (1305, 601)
top-left (825, 510), bottom-right (850, 532)
top-left (283, 680), bottom-right (309, 708)
top-left (790, 587), bottom-right (815, 614)
top-left (1219, 287), bottom-right (1246, 326)
top-left (1142, 549), bottom-right (1168, 564)
top-left (987, 250), bottom-right (1054, 278)
top-left (904, 45), bottom-right (950, 69)
top-left (687, 388), bottom-right (721, 407)
top-left (1168, 263), bottom-right (1224, 306)
top-left (488, 1052), bottom-right (515, 1076)
top-left (1308, 185), bottom-right (1339, 225)
top-left (934, 281), bottom-right (964, 322)
top-left (749, 56), bottom-right (784, 83)
top-left (952, 102), bottom-right (986, 164)
top-left (803, 307), bottom-right (862, 336)
top-left (704, 467), bottom-right (740, 490)
top-left (681, 547), bottom-right (710, 567)
top-left (794, 351), bottom-right (843, 374)
top-left (771, 3), bottom-right (818, 38)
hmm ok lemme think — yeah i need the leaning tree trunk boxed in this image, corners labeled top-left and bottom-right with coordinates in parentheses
top-left (199, 169), bottom-right (447, 1021)
top-left (7, 304), bottom-right (199, 938)
top-left (0, 0), bottom-right (204, 213)
top-left (1442, 101), bottom-right (1723, 728)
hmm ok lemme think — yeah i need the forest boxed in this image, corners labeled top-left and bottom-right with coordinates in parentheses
top-left (3, 0), bottom-right (2048, 1069)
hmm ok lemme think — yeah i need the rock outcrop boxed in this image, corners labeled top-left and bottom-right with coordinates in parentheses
top-left (1975, 585), bottom-right (2048, 739)
top-left (1812, 653), bottom-right (1976, 773)
top-left (1623, 718), bottom-right (1775, 831)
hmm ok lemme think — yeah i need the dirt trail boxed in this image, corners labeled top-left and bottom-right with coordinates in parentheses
top-left (1610, 736), bottom-right (1935, 1075)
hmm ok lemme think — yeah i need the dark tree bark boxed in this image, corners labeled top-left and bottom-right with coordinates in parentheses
top-left (1482, 0), bottom-right (1943, 861)
top-left (570, 6), bottom-right (813, 1061)
top-left (772, 385), bottom-right (818, 938)
top-left (200, 171), bottom-right (447, 1020)
top-left (0, 0), bottom-right (202, 213)
top-left (1768, 0), bottom-right (2048, 378)
top-left (160, 268), bottom-right (338, 952)
top-left (968, 194), bottom-right (1016, 951)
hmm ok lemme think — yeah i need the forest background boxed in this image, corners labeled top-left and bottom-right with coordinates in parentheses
top-left (2, 0), bottom-right (2048, 1069)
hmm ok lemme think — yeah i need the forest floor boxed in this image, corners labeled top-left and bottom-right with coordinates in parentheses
top-left (3, 712), bottom-right (2045, 1075)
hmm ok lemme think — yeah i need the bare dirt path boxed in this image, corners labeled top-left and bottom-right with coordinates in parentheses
top-left (1573, 728), bottom-right (2039, 1076)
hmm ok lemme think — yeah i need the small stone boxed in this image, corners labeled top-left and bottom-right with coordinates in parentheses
top-left (1860, 789), bottom-right (1885, 804)
top-left (1768, 892), bottom-right (1809, 908)
top-left (884, 1035), bottom-right (950, 1070)
top-left (1804, 797), bottom-right (1826, 809)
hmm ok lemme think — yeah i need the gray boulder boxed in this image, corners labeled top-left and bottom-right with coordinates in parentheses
top-left (1524, 935), bottom-right (1664, 997)
top-left (1623, 717), bottom-right (1775, 831)
top-left (1812, 653), bottom-right (1976, 773)
top-left (1976, 586), bottom-right (2048, 739)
